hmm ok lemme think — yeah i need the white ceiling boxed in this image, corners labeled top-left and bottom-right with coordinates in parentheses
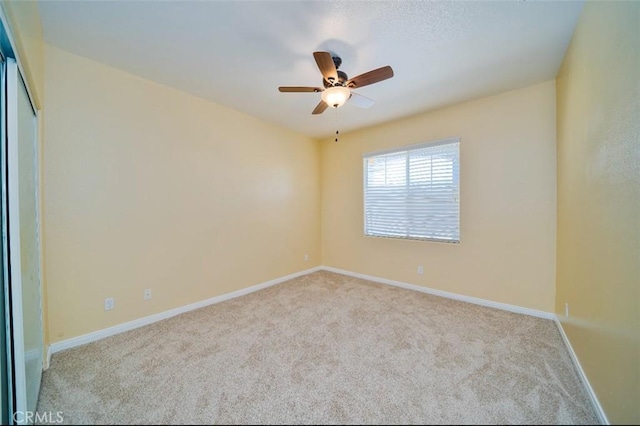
top-left (38, 1), bottom-right (583, 139)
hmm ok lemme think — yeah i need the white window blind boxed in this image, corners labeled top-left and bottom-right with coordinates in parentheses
top-left (363, 138), bottom-right (460, 243)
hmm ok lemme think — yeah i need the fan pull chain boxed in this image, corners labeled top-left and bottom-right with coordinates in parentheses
top-left (335, 107), bottom-right (339, 143)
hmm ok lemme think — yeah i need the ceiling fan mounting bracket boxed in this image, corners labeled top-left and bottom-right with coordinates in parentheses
top-left (332, 56), bottom-right (342, 70)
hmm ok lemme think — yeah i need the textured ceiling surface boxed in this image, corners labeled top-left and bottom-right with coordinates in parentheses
top-left (38, 1), bottom-right (583, 139)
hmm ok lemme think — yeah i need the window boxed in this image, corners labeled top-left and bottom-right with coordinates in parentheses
top-left (363, 138), bottom-right (460, 243)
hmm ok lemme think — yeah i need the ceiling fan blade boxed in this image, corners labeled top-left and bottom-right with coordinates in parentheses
top-left (349, 92), bottom-right (375, 108)
top-left (278, 86), bottom-right (322, 93)
top-left (313, 51), bottom-right (338, 84)
top-left (312, 100), bottom-right (329, 115)
top-left (347, 66), bottom-right (394, 88)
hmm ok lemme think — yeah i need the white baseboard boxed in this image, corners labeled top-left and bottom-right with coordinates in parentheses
top-left (321, 266), bottom-right (555, 320)
top-left (46, 266), bottom-right (322, 361)
top-left (553, 316), bottom-right (609, 425)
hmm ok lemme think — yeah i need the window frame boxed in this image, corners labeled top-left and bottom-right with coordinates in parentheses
top-left (362, 137), bottom-right (460, 244)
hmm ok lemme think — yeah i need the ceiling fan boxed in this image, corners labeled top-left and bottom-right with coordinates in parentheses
top-left (278, 51), bottom-right (394, 115)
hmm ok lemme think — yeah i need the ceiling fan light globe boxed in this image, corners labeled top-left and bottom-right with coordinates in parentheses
top-left (321, 86), bottom-right (351, 108)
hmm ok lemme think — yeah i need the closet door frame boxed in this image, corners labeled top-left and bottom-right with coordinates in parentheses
top-left (0, 8), bottom-right (44, 424)
top-left (5, 57), bottom-right (43, 425)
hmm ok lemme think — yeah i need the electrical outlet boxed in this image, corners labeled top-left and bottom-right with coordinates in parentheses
top-left (144, 289), bottom-right (152, 301)
top-left (417, 266), bottom-right (424, 275)
top-left (304, 254), bottom-right (309, 261)
top-left (104, 297), bottom-right (114, 311)
top-left (565, 302), bottom-right (569, 318)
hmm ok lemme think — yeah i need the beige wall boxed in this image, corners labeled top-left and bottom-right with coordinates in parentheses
top-left (555, 1), bottom-right (639, 424)
top-left (321, 81), bottom-right (557, 312)
top-left (43, 45), bottom-right (321, 343)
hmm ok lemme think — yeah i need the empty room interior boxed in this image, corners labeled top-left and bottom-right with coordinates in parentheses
top-left (0, 0), bottom-right (637, 424)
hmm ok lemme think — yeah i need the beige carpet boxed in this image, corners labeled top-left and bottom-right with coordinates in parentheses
top-left (37, 271), bottom-right (598, 424)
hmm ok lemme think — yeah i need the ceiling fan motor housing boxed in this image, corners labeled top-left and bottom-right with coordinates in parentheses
top-left (323, 70), bottom-right (349, 88)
